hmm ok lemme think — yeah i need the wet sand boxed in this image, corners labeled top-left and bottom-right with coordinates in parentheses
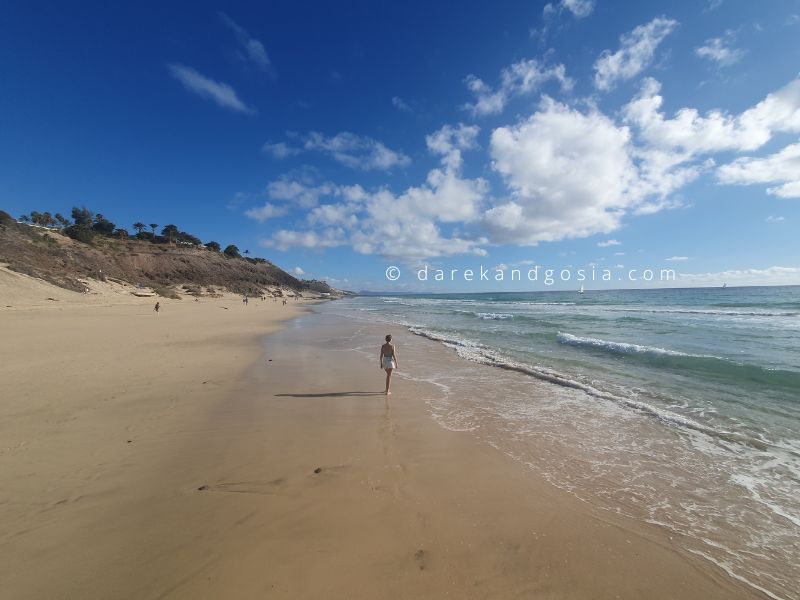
top-left (0, 287), bottom-right (766, 599)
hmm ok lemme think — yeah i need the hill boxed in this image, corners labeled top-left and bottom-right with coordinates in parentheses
top-left (0, 213), bottom-right (347, 299)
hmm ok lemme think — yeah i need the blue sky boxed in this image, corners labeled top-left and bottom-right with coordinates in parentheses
top-left (2, 0), bottom-right (799, 291)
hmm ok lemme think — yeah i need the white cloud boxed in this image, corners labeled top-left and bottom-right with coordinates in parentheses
top-left (623, 77), bottom-right (800, 155)
top-left (258, 124), bottom-right (489, 259)
top-left (219, 13), bottom-right (272, 73)
top-left (677, 266), bottom-right (800, 286)
top-left (534, 0), bottom-right (593, 41)
top-left (244, 203), bottom-right (289, 222)
top-left (482, 93), bottom-right (712, 247)
top-left (485, 99), bottom-right (641, 244)
top-left (266, 178), bottom-right (339, 209)
top-left (265, 229), bottom-right (346, 251)
top-left (308, 202), bottom-right (361, 227)
top-left (766, 215), bottom-right (785, 223)
top-left (627, 148), bottom-right (703, 210)
top-left (303, 132), bottom-right (411, 171)
top-left (695, 33), bottom-right (745, 67)
top-left (593, 17), bottom-right (678, 91)
top-left (262, 141), bottom-right (301, 158)
top-left (717, 141), bottom-right (800, 198)
top-left (464, 58), bottom-right (573, 116)
top-left (391, 96), bottom-right (412, 112)
top-left (425, 123), bottom-right (480, 170)
top-left (292, 267), bottom-right (305, 276)
top-left (168, 63), bottom-right (254, 114)
top-left (618, 74), bottom-right (800, 205)
top-left (560, 0), bottom-right (595, 18)
top-left (598, 239), bottom-right (622, 247)
top-left (260, 132), bottom-right (411, 171)
top-left (252, 75), bottom-right (800, 260)
top-left (665, 255), bottom-right (690, 261)
top-left (543, 0), bottom-right (595, 19)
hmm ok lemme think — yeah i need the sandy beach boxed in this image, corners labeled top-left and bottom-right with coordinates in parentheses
top-left (0, 274), bottom-right (766, 599)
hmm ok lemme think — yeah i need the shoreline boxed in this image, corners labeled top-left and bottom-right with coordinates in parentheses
top-left (0, 283), bottom-right (769, 599)
top-left (394, 321), bottom-right (780, 600)
top-left (260, 310), bottom-right (766, 598)
top-left (342, 292), bottom-right (799, 600)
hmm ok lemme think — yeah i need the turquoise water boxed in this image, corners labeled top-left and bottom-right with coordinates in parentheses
top-left (325, 286), bottom-right (800, 600)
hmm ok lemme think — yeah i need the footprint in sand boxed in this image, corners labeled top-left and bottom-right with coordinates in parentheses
top-left (196, 478), bottom-right (287, 495)
top-left (414, 549), bottom-right (429, 571)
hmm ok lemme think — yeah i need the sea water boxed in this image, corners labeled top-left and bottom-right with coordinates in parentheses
top-left (321, 286), bottom-right (800, 600)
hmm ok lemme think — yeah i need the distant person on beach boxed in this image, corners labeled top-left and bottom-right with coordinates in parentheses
top-left (243, 296), bottom-right (248, 306)
top-left (379, 334), bottom-right (398, 395)
top-left (153, 302), bottom-right (160, 314)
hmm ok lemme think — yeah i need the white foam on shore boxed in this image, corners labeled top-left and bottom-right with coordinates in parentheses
top-left (687, 549), bottom-right (788, 600)
top-left (408, 326), bottom-right (740, 443)
top-left (730, 473), bottom-right (800, 528)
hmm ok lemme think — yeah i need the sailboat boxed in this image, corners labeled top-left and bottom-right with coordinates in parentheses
top-left (579, 284), bottom-right (585, 294)
top-left (722, 282), bottom-right (727, 289)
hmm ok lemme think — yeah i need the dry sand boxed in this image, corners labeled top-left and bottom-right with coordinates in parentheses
top-left (0, 272), bottom-right (765, 599)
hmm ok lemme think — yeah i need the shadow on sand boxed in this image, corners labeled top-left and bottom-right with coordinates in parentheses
top-left (275, 391), bottom-right (385, 398)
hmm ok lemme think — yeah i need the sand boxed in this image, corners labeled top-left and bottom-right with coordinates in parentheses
top-left (0, 272), bottom-right (766, 599)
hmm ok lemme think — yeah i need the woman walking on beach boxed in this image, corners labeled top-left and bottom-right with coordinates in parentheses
top-left (379, 334), bottom-right (398, 395)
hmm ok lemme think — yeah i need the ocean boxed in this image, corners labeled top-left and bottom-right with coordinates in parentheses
top-left (321, 285), bottom-right (800, 600)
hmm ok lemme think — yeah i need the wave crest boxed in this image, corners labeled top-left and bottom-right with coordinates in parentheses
top-left (557, 332), bottom-right (697, 358)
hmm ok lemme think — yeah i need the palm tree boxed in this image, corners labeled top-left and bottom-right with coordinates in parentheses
top-left (161, 224), bottom-right (178, 244)
top-left (71, 206), bottom-right (92, 226)
top-left (149, 223), bottom-right (158, 237)
top-left (223, 244), bottom-right (241, 258)
top-left (133, 222), bottom-right (145, 234)
top-left (54, 213), bottom-right (69, 228)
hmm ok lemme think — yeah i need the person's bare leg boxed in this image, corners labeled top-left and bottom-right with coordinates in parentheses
top-left (384, 368), bottom-right (393, 395)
